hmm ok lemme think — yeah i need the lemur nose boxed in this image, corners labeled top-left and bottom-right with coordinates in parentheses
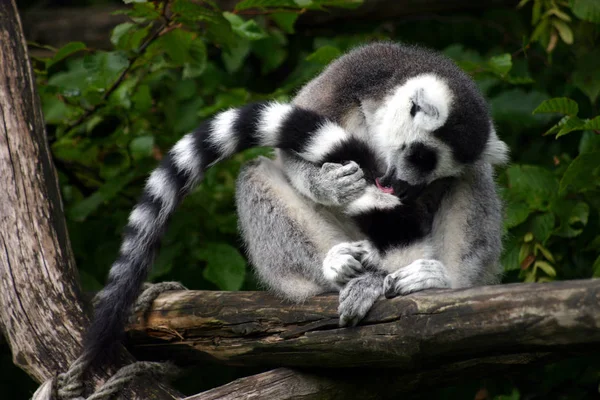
top-left (378, 165), bottom-right (396, 188)
top-left (406, 142), bottom-right (437, 174)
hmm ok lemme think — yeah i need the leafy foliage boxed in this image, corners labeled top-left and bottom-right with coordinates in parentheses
top-left (18, 0), bottom-right (600, 398)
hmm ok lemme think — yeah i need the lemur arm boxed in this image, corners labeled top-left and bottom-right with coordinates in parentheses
top-left (278, 150), bottom-right (367, 207)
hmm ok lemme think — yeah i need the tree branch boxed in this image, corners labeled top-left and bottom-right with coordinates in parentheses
top-left (183, 353), bottom-right (557, 400)
top-left (0, 2), bottom-right (179, 398)
top-left (127, 279), bottom-right (600, 370)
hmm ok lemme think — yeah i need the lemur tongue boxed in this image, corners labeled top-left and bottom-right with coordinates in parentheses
top-left (375, 178), bottom-right (394, 194)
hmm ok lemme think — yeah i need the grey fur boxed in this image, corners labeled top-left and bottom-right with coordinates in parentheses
top-left (338, 272), bottom-right (386, 327)
top-left (236, 42), bottom-right (508, 326)
top-left (279, 151), bottom-right (367, 207)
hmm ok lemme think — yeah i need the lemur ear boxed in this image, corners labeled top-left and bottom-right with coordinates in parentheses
top-left (412, 88), bottom-right (439, 118)
top-left (411, 86), bottom-right (448, 131)
top-left (483, 128), bottom-right (510, 166)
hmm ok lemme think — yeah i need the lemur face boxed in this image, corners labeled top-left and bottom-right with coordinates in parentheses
top-left (363, 74), bottom-right (508, 202)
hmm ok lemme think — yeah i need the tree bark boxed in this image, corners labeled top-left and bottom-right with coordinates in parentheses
top-left (0, 2), bottom-right (179, 398)
top-left (21, 0), bottom-right (518, 52)
top-left (127, 279), bottom-right (600, 370)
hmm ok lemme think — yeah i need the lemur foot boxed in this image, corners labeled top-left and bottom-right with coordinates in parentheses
top-left (323, 240), bottom-right (380, 287)
top-left (338, 272), bottom-right (384, 327)
top-left (313, 161), bottom-right (367, 206)
top-left (383, 259), bottom-right (450, 299)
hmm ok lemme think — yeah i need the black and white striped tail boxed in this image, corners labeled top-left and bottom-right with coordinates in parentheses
top-left (83, 101), bottom-right (354, 366)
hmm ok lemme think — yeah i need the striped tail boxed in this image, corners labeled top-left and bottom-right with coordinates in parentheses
top-left (83, 101), bottom-right (353, 366)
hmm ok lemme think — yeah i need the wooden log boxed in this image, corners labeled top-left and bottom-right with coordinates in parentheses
top-left (21, 0), bottom-right (518, 51)
top-left (127, 279), bottom-right (600, 370)
top-left (0, 2), bottom-right (179, 398)
top-left (183, 353), bottom-right (555, 400)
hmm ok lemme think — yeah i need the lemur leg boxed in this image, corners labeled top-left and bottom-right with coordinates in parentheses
top-left (339, 271), bottom-right (386, 327)
top-left (236, 156), bottom-right (384, 325)
top-left (278, 150), bottom-right (367, 207)
top-left (236, 156), bottom-right (364, 301)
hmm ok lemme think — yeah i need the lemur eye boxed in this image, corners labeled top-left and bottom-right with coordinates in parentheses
top-left (410, 101), bottom-right (420, 117)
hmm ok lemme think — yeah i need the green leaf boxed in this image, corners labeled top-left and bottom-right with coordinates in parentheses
top-left (534, 243), bottom-right (555, 263)
top-left (130, 136), bottom-right (155, 160)
top-left (68, 171), bottom-right (136, 221)
top-left (252, 34), bottom-right (288, 74)
top-left (502, 235), bottom-right (522, 272)
top-left (571, 0), bottom-right (600, 23)
top-left (551, 199), bottom-right (590, 238)
top-left (534, 260), bottom-right (556, 277)
top-left (271, 12), bottom-right (299, 34)
top-left (579, 131), bottom-right (600, 153)
top-left (124, 0), bottom-right (147, 3)
top-left (111, 22), bottom-right (151, 51)
top-left (222, 38), bottom-right (251, 73)
top-left (172, 0), bottom-right (221, 24)
top-left (531, 0), bottom-right (540, 24)
top-left (223, 12), bottom-right (269, 40)
top-left (504, 75), bottom-right (535, 85)
top-left (184, 39), bottom-right (208, 78)
top-left (132, 84), bottom-right (152, 112)
top-left (196, 243), bottom-right (246, 290)
top-left (555, 116), bottom-right (585, 137)
top-left (529, 213), bottom-right (555, 243)
top-left (582, 116), bottom-right (600, 130)
top-left (47, 42), bottom-right (86, 68)
top-left (42, 94), bottom-right (80, 124)
top-left (495, 388), bottom-right (520, 400)
top-left (572, 50), bottom-right (600, 104)
top-left (150, 243), bottom-right (184, 279)
top-left (487, 53), bottom-right (512, 77)
top-left (235, 0), bottom-right (296, 11)
top-left (99, 150), bottom-right (131, 179)
top-left (504, 198), bottom-right (532, 229)
top-left (593, 255), bottom-right (600, 278)
top-left (532, 97), bottom-right (578, 116)
top-left (313, 0), bottom-right (363, 9)
top-left (546, 8), bottom-right (572, 22)
top-left (83, 51), bottom-right (129, 89)
top-left (552, 19), bottom-right (574, 44)
top-left (506, 165), bottom-right (559, 211)
top-left (559, 151), bottom-right (600, 194)
top-left (531, 18), bottom-right (550, 42)
top-left (158, 29), bottom-right (207, 77)
top-left (111, 23), bottom-right (135, 47)
top-left (119, 2), bottom-right (161, 21)
top-left (306, 45), bottom-right (342, 64)
top-left (52, 137), bottom-right (97, 166)
top-left (160, 29), bottom-right (191, 64)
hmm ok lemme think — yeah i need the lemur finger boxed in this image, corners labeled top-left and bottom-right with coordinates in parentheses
top-left (335, 161), bottom-right (361, 177)
top-left (384, 260), bottom-right (450, 298)
top-left (338, 175), bottom-right (366, 189)
top-left (321, 162), bottom-right (344, 173)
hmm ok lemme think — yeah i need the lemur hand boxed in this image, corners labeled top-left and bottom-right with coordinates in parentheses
top-left (310, 161), bottom-right (367, 206)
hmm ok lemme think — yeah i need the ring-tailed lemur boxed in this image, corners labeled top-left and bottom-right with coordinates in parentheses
top-left (83, 42), bottom-right (508, 367)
